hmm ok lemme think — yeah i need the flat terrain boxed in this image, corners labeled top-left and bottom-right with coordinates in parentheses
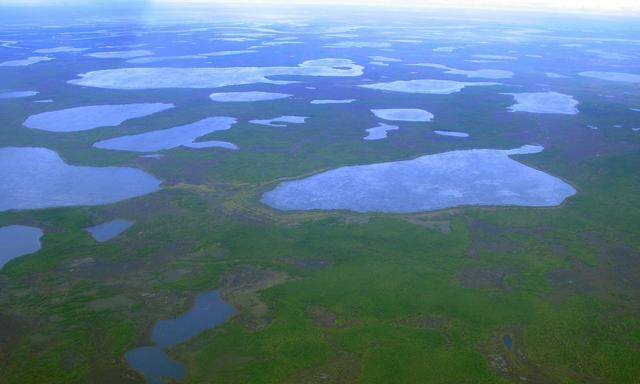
top-left (0, 5), bottom-right (639, 384)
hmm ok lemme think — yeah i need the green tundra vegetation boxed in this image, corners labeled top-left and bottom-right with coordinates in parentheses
top-left (2, 94), bottom-right (639, 383)
top-left (1, 8), bottom-right (640, 384)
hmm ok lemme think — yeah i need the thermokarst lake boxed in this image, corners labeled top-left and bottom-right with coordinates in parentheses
top-left (2, 4), bottom-right (640, 384)
top-left (209, 91), bottom-right (292, 102)
top-left (0, 147), bottom-right (161, 211)
top-left (364, 123), bottom-right (399, 140)
top-left (434, 130), bottom-right (469, 137)
top-left (310, 99), bottom-right (355, 104)
top-left (578, 71), bottom-right (640, 83)
top-left (0, 56), bottom-right (52, 66)
top-left (262, 145), bottom-right (576, 212)
top-left (85, 219), bottom-right (134, 242)
top-left (67, 58), bottom-right (364, 89)
top-left (24, 103), bottom-right (174, 132)
top-left (0, 90), bottom-right (38, 99)
top-left (359, 79), bottom-right (500, 94)
top-left (94, 117), bottom-right (238, 152)
top-left (371, 108), bottom-right (434, 122)
top-left (504, 92), bottom-right (579, 114)
top-left (411, 63), bottom-right (514, 79)
top-left (0, 225), bottom-right (43, 269)
top-left (125, 290), bottom-right (236, 384)
top-left (250, 116), bottom-right (308, 127)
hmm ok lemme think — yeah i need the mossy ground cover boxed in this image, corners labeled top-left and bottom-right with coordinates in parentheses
top-left (2, 135), bottom-right (639, 383)
top-left (1, 29), bottom-right (640, 384)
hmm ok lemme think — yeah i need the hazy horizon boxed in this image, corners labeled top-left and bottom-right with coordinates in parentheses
top-left (2, 0), bottom-right (640, 16)
top-left (1, 1), bottom-right (639, 383)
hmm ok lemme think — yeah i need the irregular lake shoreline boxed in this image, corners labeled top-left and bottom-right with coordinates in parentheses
top-left (262, 145), bottom-right (576, 213)
top-left (126, 290), bottom-right (236, 384)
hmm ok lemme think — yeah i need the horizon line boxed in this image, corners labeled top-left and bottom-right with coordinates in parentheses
top-left (1, 0), bottom-right (640, 17)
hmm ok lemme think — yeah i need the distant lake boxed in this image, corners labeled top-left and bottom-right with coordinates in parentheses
top-left (24, 103), bottom-right (173, 132)
top-left (94, 117), bottom-right (237, 152)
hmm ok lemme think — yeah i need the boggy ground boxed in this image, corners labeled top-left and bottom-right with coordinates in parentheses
top-left (2, 54), bottom-right (640, 384)
top-left (1, 140), bottom-right (640, 384)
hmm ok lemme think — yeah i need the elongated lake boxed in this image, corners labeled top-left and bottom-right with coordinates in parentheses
top-left (24, 103), bottom-right (173, 132)
top-left (262, 145), bottom-right (576, 213)
top-left (94, 117), bottom-right (237, 152)
top-left (126, 290), bottom-right (236, 384)
top-left (85, 219), bottom-right (134, 242)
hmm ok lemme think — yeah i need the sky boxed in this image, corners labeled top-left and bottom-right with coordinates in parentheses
top-left (2, 0), bottom-right (639, 14)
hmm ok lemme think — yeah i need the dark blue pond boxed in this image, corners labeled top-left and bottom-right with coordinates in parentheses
top-left (151, 290), bottom-right (237, 348)
top-left (503, 334), bottom-right (513, 350)
top-left (126, 290), bottom-right (236, 384)
top-left (125, 347), bottom-right (186, 384)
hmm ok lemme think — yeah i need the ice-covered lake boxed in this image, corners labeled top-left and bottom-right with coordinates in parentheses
top-left (371, 108), bottom-right (434, 122)
top-left (94, 117), bottom-right (237, 152)
top-left (504, 92), bottom-right (578, 114)
top-left (24, 103), bottom-right (174, 132)
top-left (262, 145), bottom-right (575, 213)
top-left (0, 147), bottom-right (161, 211)
top-left (209, 91), bottom-right (291, 102)
top-left (360, 79), bottom-right (499, 94)
top-left (68, 59), bottom-right (363, 89)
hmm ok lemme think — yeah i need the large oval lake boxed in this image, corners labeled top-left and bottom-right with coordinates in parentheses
top-left (0, 147), bottom-right (161, 212)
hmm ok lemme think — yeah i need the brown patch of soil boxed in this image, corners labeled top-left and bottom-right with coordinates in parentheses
top-left (307, 306), bottom-right (360, 329)
top-left (396, 314), bottom-right (452, 344)
top-left (280, 257), bottom-right (331, 270)
top-left (458, 266), bottom-right (512, 290)
top-left (548, 231), bottom-right (640, 303)
top-left (283, 353), bottom-right (361, 384)
top-left (0, 313), bottom-right (28, 362)
top-left (218, 267), bottom-right (288, 330)
top-left (467, 219), bottom-right (521, 259)
top-left (397, 314), bottom-right (450, 330)
top-left (481, 327), bottom-right (560, 384)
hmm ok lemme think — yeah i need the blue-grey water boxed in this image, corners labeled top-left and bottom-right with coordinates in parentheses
top-left (94, 117), bottom-right (236, 152)
top-left (0, 147), bottom-right (161, 212)
top-left (249, 116), bottom-right (308, 127)
top-left (85, 219), bottom-right (134, 242)
top-left (126, 290), bottom-right (236, 384)
top-left (503, 334), bottom-right (513, 350)
top-left (24, 103), bottom-right (173, 132)
top-left (364, 123), bottom-right (399, 140)
top-left (0, 225), bottom-right (43, 269)
top-left (151, 290), bottom-right (237, 348)
top-left (262, 146), bottom-right (576, 213)
top-left (0, 90), bottom-right (38, 99)
top-left (125, 347), bottom-right (186, 384)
